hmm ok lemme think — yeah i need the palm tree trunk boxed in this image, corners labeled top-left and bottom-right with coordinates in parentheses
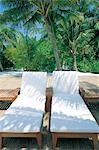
top-left (0, 62), bottom-right (3, 71)
top-left (73, 50), bottom-right (78, 71)
top-left (44, 17), bottom-right (62, 70)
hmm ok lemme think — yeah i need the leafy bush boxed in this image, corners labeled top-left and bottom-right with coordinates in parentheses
top-left (78, 59), bottom-right (99, 73)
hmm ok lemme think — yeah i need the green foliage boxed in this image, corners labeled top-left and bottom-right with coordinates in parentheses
top-left (5, 32), bottom-right (55, 72)
top-left (31, 40), bottom-right (55, 72)
top-left (5, 35), bottom-right (37, 70)
top-left (0, 25), bottom-right (18, 70)
top-left (95, 22), bottom-right (99, 30)
top-left (78, 59), bottom-right (99, 73)
top-left (0, 0), bottom-right (99, 73)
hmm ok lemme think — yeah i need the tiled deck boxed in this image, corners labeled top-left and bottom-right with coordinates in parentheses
top-left (0, 101), bottom-right (99, 150)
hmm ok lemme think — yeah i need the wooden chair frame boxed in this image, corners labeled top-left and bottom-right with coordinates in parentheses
top-left (52, 132), bottom-right (98, 150)
top-left (0, 88), bottom-right (51, 149)
top-left (48, 87), bottom-right (99, 150)
top-left (0, 132), bottom-right (41, 150)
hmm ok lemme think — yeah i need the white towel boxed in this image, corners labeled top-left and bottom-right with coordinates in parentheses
top-left (20, 71), bottom-right (47, 97)
top-left (53, 71), bottom-right (79, 95)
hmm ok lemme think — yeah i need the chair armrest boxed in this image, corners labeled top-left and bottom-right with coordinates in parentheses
top-left (15, 88), bottom-right (20, 95)
top-left (45, 87), bottom-right (53, 112)
top-left (79, 87), bottom-right (85, 97)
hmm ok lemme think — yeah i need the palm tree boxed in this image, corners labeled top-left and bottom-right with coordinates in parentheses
top-left (0, 0), bottom-right (79, 70)
top-left (0, 25), bottom-right (18, 71)
top-left (5, 34), bottom-right (37, 70)
top-left (56, 10), bottom-right (84, 70)
top-left (55, 0), bottom-right (98, 71)
top-left (0, 25), bottom-right (18, 47)
top-left (0, 25), bottom-right (37, 70)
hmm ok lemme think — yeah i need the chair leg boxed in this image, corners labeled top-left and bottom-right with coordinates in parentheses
top-left (52, 133), bottom-right (57, 150)
top-left (92, 134), bottom-right (98, 150)
top-left (37, 133), bottom-right (42, 150)
top-left (0, 137), bottom-right (2, 150)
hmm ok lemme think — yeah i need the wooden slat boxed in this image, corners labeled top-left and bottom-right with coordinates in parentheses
top-left (0, 88), bottom-right (19, 100)
top-left (80, 88), bottom-right (99, 102)
top-left (0, 76), bottom-right (21, 89)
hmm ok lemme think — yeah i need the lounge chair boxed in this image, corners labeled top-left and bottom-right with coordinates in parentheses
top-left (0, 71), bottom-right (47, 149)
top-left (51, 71), bottom-right (99, 150)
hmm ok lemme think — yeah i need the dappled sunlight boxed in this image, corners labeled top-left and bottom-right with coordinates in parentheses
top-left (52, 94), bottom-right (95, 120)
top-left (9, 94), bottom-right (46, 112)
top-left (0, 0), bottom-right (99, 148)
top-left (53, 71), bottom-right (79, 95)
top-left (51, 113), bottom-right (99, 132)
top-left (20, 72), bottom-right (47, 96)
top-left (0, 72), bottom-right (47, 133)
top-left (0, 109), bottom-right (43, 132)
top-left (51, 71), bottom-right (99, 133)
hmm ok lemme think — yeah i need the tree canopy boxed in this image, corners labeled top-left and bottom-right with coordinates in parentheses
top-left (0, 0), bottom-right (99, 72)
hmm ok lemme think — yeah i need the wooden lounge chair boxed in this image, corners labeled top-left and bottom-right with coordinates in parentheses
top-left (51, 71), bottom-right (99, 150)
top-left (0, 71), bottom-right (47, 149)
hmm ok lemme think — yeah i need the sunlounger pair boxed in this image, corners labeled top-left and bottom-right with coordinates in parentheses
top-left (0, 71), bottom-right (99, 150)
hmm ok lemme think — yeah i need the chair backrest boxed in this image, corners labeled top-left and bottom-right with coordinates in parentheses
top-left (20, 71), bottom-right (47, 97)
top-left (53, 71), bottom-right (79, 95)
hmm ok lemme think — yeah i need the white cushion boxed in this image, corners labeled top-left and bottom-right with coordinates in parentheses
top-left (53, 71), bottom-right (79, 95)
top-left (6, 94), bottom-right (46, 113)
top-left (51, 94), bottom-right (99, 132)
top-left (0, 71), bottom-right (47, 132)
top-left (0, 109), bottom-right (43, 132)
top-left (51, 71), bottom-right (99, 133)
top-left (0, 95), bottom-right (44, 132)
top-left (20, 71), bottom-right (47, 97)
